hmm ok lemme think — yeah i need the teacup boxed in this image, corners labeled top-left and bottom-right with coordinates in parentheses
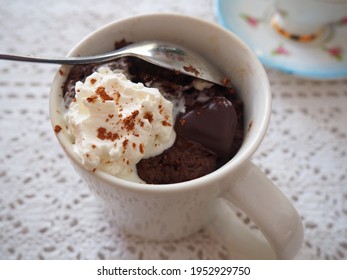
top-left (271, 0), bottom-right (347, 42)
top-left (49, 14), bottom-right (304, 259)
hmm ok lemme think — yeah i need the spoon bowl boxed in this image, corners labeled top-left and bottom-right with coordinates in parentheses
top-left (0, 40), bottom-right (226, 86)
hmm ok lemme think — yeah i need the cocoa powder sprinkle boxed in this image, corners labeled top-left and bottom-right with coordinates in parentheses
top-left (144, 112), bottom-right (153, 123)
top-left (85, 88), bottom-right (113, 103)
top-left (123, 139), bottom-right (129, 149)
top-left (114, 91), bottom-right (121, 103)
top-left (96, 86), bottom-right (113, 101)
top-left (97, 127), bottom-right (119, 141)
top-left (87, 95), bottom-right (98, 103)
top-left (139, 143), bottom-right (144, 154)
top-left (123, 110), bottom-right (139, 131)
top-left (158, 104), bottom-right (163, 114)
top-left (161, 120), bottom-right (172, 127)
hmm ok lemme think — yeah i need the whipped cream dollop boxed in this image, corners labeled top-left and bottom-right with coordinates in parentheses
top-left (66, 67), bottom-right (176, 182)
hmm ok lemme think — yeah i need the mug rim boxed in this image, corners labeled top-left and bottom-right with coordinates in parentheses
top-left (49, 13), bottom-right (271, 194)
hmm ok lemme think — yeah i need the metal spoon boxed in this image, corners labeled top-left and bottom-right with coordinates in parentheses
top-left (0, 40), bottom-right (226, 86)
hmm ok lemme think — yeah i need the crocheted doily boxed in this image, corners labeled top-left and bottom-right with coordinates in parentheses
top-left (1, 0), bottom-right (346, 260)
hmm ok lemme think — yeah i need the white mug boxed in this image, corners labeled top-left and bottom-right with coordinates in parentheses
top-left (49, 14), bottom-right (304, 259)
top-left (272, 0), bottom-right (347, 39)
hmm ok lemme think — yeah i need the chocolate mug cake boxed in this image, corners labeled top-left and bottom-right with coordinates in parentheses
top-left (62, 40), bottom-right (244, 184)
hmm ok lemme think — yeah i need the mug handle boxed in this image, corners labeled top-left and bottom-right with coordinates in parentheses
top-left (207, 161), bottom-right (304, 259)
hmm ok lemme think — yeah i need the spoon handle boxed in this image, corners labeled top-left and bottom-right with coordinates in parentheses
top-left (0, 52), bottom-right (125, 65)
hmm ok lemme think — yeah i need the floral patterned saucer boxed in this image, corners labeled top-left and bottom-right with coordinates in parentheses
top-left (214, 0), bottom-right (347, 79)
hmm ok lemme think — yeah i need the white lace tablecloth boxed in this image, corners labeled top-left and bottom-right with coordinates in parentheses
top-left (1, 0), bottom-right (347, 260)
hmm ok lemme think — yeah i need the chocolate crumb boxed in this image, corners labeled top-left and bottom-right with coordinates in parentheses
top-left (222, 77), bottom-right (231, 87)
top-left (183, 65), bottom-right (200, 76)
top-left (54, 125), bottom-right (62, 134)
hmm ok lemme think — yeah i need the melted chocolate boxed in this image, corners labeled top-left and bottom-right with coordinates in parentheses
top-left (175, 96), bottom-right (237, 158)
